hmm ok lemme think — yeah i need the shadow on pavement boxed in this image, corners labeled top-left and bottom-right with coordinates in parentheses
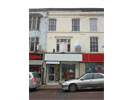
top-left (63, 88), bottom-right (104, 93)
top-left (29, 88), bottom-right (104, 93)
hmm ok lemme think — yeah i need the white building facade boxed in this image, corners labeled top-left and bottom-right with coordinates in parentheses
top-left (43, 8), bottom-right (104, 85)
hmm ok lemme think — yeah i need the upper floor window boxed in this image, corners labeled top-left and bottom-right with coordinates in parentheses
top-left (72, 19), bottom-right (80, 31)
top-left (29, 37), bottom-right (39, 52)
top-left (49, 19), bottom-right (56, 31)
top-left (29, 17), bottom-right (40, 30)
top-left (90, 18), bottom-right (97, 31)
top-left (56, 39), bottom-right (71, 52)
top-left (90, 37), bottom-right (98, 52)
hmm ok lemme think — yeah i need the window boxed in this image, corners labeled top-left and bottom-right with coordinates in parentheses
top-left (86, 62), bottom-right (104, 73)
top-left (49, 19), bottom-right (56, 31)
top-left (90, 18), bottom-right (97, 31)
top-left (83, 74), bottom-right (93, 80)
top-left (72, 19), bottom-right (80, 31)
top-left (56, 39), bottom-right (71, 52)
top-left (29, 37), bottom-right (39, 52)
top-left (94, 74), bottom-right (104, 79)
top-left (29, 17), bottom-right (40, 30)
top-left (90, 37), bottom-right (98, 52)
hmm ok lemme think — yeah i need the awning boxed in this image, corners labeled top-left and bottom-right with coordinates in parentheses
top-left (29, 60), bottom-right (43, 65)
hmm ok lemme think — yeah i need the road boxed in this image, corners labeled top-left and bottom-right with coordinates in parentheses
top-left (29, 88), bottom-right (104, 100)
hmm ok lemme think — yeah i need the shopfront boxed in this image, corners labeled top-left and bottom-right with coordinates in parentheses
top-left (29, 53), bottom-right (44, 84)
top-left (44, 53), bottom-right (82, 84)
top-left (83, 54), bottom-right (104, 74)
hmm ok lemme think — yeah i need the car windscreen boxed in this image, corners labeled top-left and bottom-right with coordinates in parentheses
top-left (32, 73), bottom-right (40, 78)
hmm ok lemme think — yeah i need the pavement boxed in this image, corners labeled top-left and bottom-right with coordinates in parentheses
top-left (29, 85), bottom-right (104, 100)
top-left (37, 85), bottom-right (62, 90)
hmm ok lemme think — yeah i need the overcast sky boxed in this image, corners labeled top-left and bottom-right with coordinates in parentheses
top-left (29, 0), bottom-right (104, 8)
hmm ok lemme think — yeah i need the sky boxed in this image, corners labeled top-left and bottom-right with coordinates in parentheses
top-left (29, 0), bottom-right (104, 8)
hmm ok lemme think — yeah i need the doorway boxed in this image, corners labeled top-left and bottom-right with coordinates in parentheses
top-left (48, 65), bottom-right (56, 82)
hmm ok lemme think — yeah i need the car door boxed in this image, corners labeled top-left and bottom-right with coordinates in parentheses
top-left (79, 74), bottom-right (93, 89)
top-left (92, 73), bottom-right (104, 88)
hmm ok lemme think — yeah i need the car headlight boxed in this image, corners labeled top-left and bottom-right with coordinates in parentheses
top-left (62, 82), bottom-right (67, 85)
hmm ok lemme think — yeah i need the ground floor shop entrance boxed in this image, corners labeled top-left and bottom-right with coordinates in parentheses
top-left (46, 62), bottom-right (80, 84)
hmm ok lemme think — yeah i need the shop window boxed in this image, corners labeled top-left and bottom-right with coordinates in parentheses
top-left (55, 65), bottom-right (59, 81)
top-left (86, 62), bottom-right (104, 74)
top-left (56, 39), bottom-right (71, 52)
top-left (29, 37), bottom-right (39, 52)
top-left (60, 64), bottom-right (75, 80)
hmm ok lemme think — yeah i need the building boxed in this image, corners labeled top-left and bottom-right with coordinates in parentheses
top-left (42, 8), bottom-right (104, 85)
top-left (29, 10), bottom-right (48, 84)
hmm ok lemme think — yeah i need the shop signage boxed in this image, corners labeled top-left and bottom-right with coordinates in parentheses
top-left (74, 41), bottom-right (82, 52)
top-left (29, 55), bottom-right (42, 60)
top-left (60, 42), bottom-right (67, 52)
top-left (37, 45), bottom-right (42, 51)
top-left (82, 54), bottom-right (104, 62)
top-left (44, 54), bottom-right (82, 61)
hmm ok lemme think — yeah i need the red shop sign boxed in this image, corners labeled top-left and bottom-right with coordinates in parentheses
top-left (29, 55), bottom-right (42, 59)
top-left (82, 54), bottom-right (104, 62)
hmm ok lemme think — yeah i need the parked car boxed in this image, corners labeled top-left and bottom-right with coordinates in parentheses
top-left (61, 73), bottom-right (104, 92)
top-left (29, 72), bottom-right (41, 91)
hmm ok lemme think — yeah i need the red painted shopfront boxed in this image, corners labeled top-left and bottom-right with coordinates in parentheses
top-left (29, 54), bottom-right (43, 72)
top-left (82, 54), bottom-right (104, 73)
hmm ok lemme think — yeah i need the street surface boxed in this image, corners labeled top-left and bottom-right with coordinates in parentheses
top-left (29, 85), bottom-right (104, 100)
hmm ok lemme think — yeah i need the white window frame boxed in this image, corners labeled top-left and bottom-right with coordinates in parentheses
top-left (90, 18), bottom-right (97, 31)
top-left (72, 19), bottom-right (80, 31)
top-left (29, 16), bottom-right (40, 31)
top-left (90, 37), bottom-right (98, 52)
top-left (29, 37), bottom-right (39, 52)
top-left (49, 19), bottom-right (56, 31)
top-left (56, 39), bottom-right (71, 52)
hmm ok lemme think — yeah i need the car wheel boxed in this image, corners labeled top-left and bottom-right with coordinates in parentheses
top-left (69, 84), bottom-right (77, 92)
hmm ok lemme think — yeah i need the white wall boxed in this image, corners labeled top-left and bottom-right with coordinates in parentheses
top-left (46, 11), bottom-right (104, 53)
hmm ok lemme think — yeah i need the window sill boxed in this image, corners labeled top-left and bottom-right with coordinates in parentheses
top-left (90, 52), bottom-right (99, 53)
top-left (29, 30), bottom-right (40, 31)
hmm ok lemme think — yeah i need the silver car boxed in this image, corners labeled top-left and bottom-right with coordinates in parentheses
top-left (61, 73), bottom-right (104, 92)
top-left (29, 72), bottom-right (41, 91)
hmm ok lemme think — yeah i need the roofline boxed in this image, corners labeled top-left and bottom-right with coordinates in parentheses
top-left (29, 8), bottom-right (104, 12)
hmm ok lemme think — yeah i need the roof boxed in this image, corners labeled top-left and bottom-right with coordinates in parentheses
top-left (29, 8), bottom-right (104, 12)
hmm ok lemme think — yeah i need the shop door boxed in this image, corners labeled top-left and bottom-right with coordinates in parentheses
top-left (48, 65), bottom-right (55, 81)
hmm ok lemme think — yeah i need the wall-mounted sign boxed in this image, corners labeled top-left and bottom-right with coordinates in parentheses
top-left (60, 42), bottom-right (67, 52)
top-left (74, 40), bottom-right (82, 52)
top-left (37, 45), bottom-right (42, 51)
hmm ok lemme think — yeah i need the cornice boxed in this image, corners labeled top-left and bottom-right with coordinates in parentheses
top-left (47, 31), bottom-right (104, 33)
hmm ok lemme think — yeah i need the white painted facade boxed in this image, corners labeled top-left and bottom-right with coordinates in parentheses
top-left (46, 11), bottom-right (104, 53)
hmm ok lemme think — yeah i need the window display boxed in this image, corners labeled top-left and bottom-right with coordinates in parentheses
top-left (86, 62), bottom-right (104, 73)
top-left (60, 62), bottom-right (79, 81)
top-left (60, 64), bottom-right (75, 80)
